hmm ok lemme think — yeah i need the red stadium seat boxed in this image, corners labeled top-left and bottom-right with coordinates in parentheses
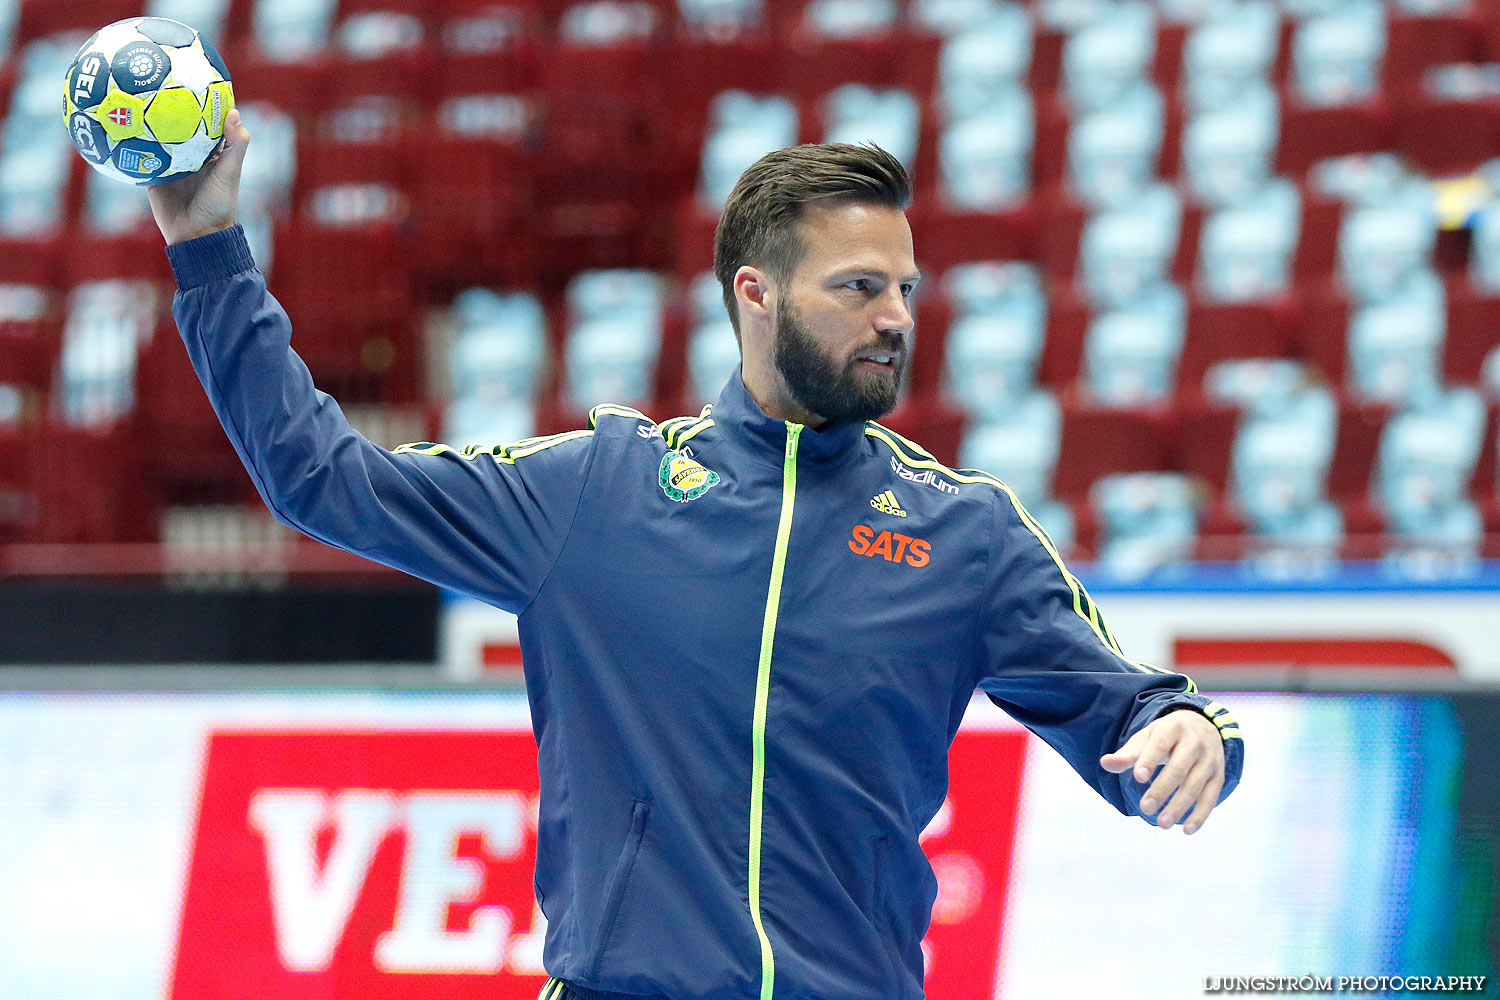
top-left (1297, 280), bottom-right (1352, 387)
top-left (0, 312), bottom-right (60, 391)
top-left (1277, 95), bottom-right (1396, 177)
top-left (1175, 400), bottom-right (1240, 494)
top-left (15, 0), bottom-right (137, 45)
top-left (1444, 278), bottom-right (1500, 386)
top-left (1394, 92), bottom-right (1500, 178)
top-left (1384, 13), bottom-right (1485, 93)
top-left (1040, 287), bottom-right (1090, 390)
top-left (906, 204), bottom-right (1038, 276)
top-left (1325, 392), bottom-right (1390, 502)
top-left (27, 422), bottom-right (156, 544)
top-left (1053, 397), bottom-right (1175, 500)
top-left (0, 235), bottom-right (62, 287)
top-left (1179, 297), bottom-right (1302, 395)
top-left (224, 46), bottom-right (335, 115)
top-left (1292, 188), bottom-right (1344, 284)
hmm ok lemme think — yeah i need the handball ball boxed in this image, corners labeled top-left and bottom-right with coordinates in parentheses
top-left (63, 17), bottom-right (234, 186)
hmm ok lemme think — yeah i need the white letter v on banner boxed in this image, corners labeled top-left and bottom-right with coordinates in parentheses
top-left (249, 789), bottom-right (400, 972)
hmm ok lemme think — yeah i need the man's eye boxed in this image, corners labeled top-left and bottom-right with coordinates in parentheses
top-left (900, 284), bottom-right (914, 297)
top-left (845, 279), bottom-right (870, 292)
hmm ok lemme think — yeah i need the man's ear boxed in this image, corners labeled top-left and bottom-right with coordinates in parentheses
top-left (734, 266), bottom-right (772, 326)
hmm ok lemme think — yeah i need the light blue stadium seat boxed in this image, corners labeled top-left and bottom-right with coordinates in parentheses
top-left (57, 281), bottom-right (159, 428)
top-left (567, 269), bottom-right (665, 327)
top-left (336, 11), bottom-right (424, 56)
top-left (678, 0), bottom-right (763, 35)
top-left (945, 312), bottom-right (1046, 418)
top-left (937, 91), bottom-right (1034, 209)
top-left (1, 37), bottom-right (76, 236)
top-left (958, 389), bottom-right (1076, 550)
top-left (1067, 91), bottom-right (1165, 210)
top-left (688, 320), bottom-right (741, 407)
top-left (1061, 4), bottom-right (1157, 114)
top-left (1091, 472), bottom-right (1201, 578)
top-left (1205, 358), bottom-right (1336, 429)
top-left (803, 0), bottom-right (898, 39)
top-left (941, 260), bottom-right (1045, 322)
top-left (913, 0), bottom-right (1025, 37)
top-left (822, 86), bottom-right (921, 169)
top-left (0, 1), bottom-right (15, 59)
top-left (1197, 180), bottom-right (1302, 303)
top-left (1181, 101), bottom-right (1280, 208)
top-left (253, 0), bottom-right (337, 59)
top-left (444, 289), bottom-right (547, 445)
top-left (561, 1), bottom-right (660, 44)
top-left (1290, 1), bottom-right (1387, 108)
top-left (1082, 285), bottom-right (1187, 405)
top-left (1078, 188), bottom-right (1182, 307)
top-left (936, 16), bottom-right (1033, 118)
top-left (147, 0), bottom-right (232, 43)
top-left (1468, 200), bottom-right (1500, 294)
top-left (564, 316), bottom-right (658, 410)
top-left (1232, 417), bottom-right (1344, 566)
top-left (698, 92), bottom-right (799, 210)
top-left (1158, 0), bottom-right (1242, 25)
top-left (1181, 1), bottom-right (1279, 113)
top-left (1310, 152), bottom-right (1424, 208)
top-left (1346, 280), bottom-right (1447, 406)
top-left (1375, 389), bottom-right (1485, 569)
top-left (1338, 205), bottom-right (1439, 304)
top-left (1483, 344), bottom-right (1500, 400)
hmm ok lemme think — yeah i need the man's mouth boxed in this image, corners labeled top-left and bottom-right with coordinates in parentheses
top-left (855, 351), bottom-right (901, 369)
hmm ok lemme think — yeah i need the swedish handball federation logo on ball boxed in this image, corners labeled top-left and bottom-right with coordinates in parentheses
top-left (659, 452), bottom-right (720, 503)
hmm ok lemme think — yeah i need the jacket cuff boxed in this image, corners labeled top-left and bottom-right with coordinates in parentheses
top-left (165, 224), bottom-right (255, 290)
top-left (1118, 693), bottom-right (1245, 825)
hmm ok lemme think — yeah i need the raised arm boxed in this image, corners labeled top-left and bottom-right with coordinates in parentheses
top-left (147, 110), bottom-right (593, 613)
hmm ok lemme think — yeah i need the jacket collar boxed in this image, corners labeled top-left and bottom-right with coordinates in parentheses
top-left (711, 364), bottom-right (866, 468)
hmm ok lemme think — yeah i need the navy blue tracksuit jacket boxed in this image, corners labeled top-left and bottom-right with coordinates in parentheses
top-left (167, 226), bottom-right (1243, 1000)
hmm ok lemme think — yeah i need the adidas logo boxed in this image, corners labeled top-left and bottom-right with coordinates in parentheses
top-left (870, 490), bottom-right (907, 517)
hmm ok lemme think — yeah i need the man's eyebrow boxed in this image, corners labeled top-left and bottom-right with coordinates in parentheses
top-left (828, 267), bottom-right (924, 284)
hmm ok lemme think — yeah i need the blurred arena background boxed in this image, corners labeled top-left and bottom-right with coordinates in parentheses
top-left (1, 0), bottom-right (1498, 996)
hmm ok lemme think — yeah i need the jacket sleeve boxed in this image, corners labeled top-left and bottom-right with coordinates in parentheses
top-left (974, 488), bottom-right (1244, 825)
top-left (165, 225), bottom-right (593, 615)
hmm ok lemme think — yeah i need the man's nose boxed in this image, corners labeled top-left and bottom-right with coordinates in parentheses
top-left (876, 286), bottom-right (915, 336)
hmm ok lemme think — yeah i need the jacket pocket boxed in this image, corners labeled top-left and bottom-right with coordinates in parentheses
top-left (586, 798), bottom-right (651, 981)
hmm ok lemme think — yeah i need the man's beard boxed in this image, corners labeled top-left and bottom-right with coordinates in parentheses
top-left (772, 297), bottom-right (905, 425)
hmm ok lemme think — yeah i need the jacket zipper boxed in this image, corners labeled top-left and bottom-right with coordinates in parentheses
top-left (748, 421), bottom-right (801, 1000)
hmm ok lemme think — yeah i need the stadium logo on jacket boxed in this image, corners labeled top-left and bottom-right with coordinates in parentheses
top-left (890, 457), bottom-right (959, 494)
top-left (659, 451), bottom-right (720, 503)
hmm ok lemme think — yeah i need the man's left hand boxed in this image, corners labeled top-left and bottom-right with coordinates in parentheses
top-left (1100, 709), bottom-right (1226, 835)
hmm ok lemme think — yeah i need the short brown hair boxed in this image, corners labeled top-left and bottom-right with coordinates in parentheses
top-left (712, 142), bottom-right (912, 341)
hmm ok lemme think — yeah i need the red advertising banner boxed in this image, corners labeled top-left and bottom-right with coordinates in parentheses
top-left (173, 728), bottom-right (1028, 999)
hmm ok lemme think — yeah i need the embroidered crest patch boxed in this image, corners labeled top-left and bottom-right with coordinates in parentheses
top-left (659, 451), bottom-right (720, 502)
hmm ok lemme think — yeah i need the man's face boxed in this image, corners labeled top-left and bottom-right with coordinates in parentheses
top-left (769, 201), bottom-right (920, 425)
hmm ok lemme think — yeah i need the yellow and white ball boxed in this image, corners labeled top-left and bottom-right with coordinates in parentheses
top-left (63, 16), bottom-right (234, 186)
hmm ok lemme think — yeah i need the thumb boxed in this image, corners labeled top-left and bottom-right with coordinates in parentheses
top-left (1099, 729), bottom-right (1145, 773)
top-left (211, 108), bottom-right (250, 187)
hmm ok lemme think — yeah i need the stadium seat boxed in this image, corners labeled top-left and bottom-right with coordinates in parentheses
top-left (1180, 101), bottom-right (1280, 209)
top-left (145, 0), bottom-right (232, 43)
top-left (1337, 204), bottom-right (1439, 304)
top-left (251, 0), bottom-right (338, 60)
top-left (1346, 288), bottom-right (1447, 407)
top-left (1179, 300), bottom-right (1300, 393)
top-left (936, 89), bottom-right (1034, 210)
top-left (697, 91), bottom-right (799, 209)
top-left (0, 283), bottom-right (58, 391)
top-left (1080, 286), bottom-right (1187, 406)
top-left (1230, 414), bottom-right (1344, 563)
top-left (1290, 1), bottom-right (1387, 108)
top-left (1195, 181), bottom-right (1302, 303)
top-left (1374, 388), bottom-right (1486, 567)
top-left (1061, 4), bottom-right (1156, 115)
top-left (935, 16), bottom-right (1033, 119)
top-left (1091, 471), bottom-right (1202, 578)
top-left (820, 85), bottom-right (921, 169)
top-left (1066, 92), bottom-right (1165, 210)
top-left (1053, 397), bottom-right (1175, 500)
top-left (444, 289), bottom-right (549, 447)
top-left (1180, 1), bottom-right (1279, 115)
top-left (1077, 190), bottom-right (1182, 308)
top-left (910, 0), bottom-right (1024, 38)
top-left (957, 388), bottom-right (1077, 550)
top-left (944, 311), bottom-right (1046, 419)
